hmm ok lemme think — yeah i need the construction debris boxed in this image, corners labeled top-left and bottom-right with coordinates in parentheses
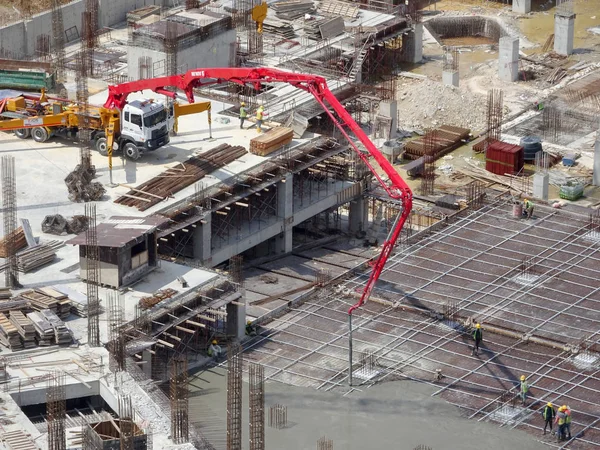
top-left (64, 163), bottom-right (106, 203)
top-left (139, 288), bottom-right (179, 310)
top-left (42, 214), bottom-right (89, 235)
top-left (250, 127), bottom-right (294, 156)
top-left (304, 16), bottom-right (345, 40)
top-left (115, 144), bottom-right (247, 211)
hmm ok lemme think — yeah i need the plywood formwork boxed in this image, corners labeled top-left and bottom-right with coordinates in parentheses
top-left (241, 199), bottom-right (600, 449)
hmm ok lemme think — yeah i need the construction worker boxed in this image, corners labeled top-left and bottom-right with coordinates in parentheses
top-left (555, 405), bottom-right (567, 441)
top-left (520, 375), bottom-right (529, 406)
top-left (256, 105), bottom-right (265, 133)
top-left (245, 320), bottom-right (257, 336)
top-left (543, 402), bottom-right (555, 435)
top-left (207, 339), bottom-right (222, 360)
top-left (564, 405), bottom-right (572, 440)
top-left (523, 198), bottom-right (534, 220)
top-left (239, 102), bottom-right (247, 129)
top-left (472, 323), bottom-right (483, 356)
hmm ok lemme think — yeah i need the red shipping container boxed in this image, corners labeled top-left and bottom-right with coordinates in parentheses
top-left (485, 141), bottom-right (524, 176)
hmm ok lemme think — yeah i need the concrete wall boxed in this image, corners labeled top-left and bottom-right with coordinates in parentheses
top-left (127, 29), bottom-right (237, 80)
top-left (0, 0), bottom-right (167, 59)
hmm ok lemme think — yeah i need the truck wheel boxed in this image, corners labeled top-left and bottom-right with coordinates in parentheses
top-left (123, 143), bottom-right (141, 161)
top-left (14, 129), bottom-right (30, 139)
top-left (31, 127), bottom-right (49, 143)
top-left (95, 137), bottom-right (109, 156)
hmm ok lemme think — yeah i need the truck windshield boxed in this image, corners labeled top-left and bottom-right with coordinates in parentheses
top-left (143, 109), bottom-right (167, 128)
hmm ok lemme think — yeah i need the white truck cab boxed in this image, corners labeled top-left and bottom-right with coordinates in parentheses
top-left (119, 99), bottom-right (170, 160)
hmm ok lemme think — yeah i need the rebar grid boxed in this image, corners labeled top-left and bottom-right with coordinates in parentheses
top-left (317, 436), bottom-right (333, 450)
top-left (486, 89), bottom-right (503, 148)
top-left (249, 363), bottom-right (265, 450)
top-left (268, 404), bottom-right (287, 429)
top-left (542, 106), bottom-right (562, 142)
top-left (85, 203), bottom-right (100, 347)
top-left (170, 356), bottom-right (190, 444)
top-left (47, 371), bottom-right (66, 450)
top-left (420, 130), bottom-right (436, 196)
top-left (442, 46), bottom-right (459, 72)
top-left (108, 291), bottom-right (125, 372)
top-left (227, 342), bottom-right (243, 450)
top-left (51, 0), bottom-right (66, 83)
top-left (118, 395), bottom-right (134, 450)
top-left (35, 34), bottom-right (51, 60)
top-left (1, 156), bottom-right (18, 288)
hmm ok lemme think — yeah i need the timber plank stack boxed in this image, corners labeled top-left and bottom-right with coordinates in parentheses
top-left (0, 288), bottom-right (11, 300)
top-left (40, 309), bottom-right (71, 345)
top-left (404, 125), bottom-right (470, 160)
top-left (139, 288), bottom-right (178, 310)
top-left (0, 227), bottom-right (27, 257)
top-left (19, 289), bottom-right (71, 319)
top-left (27, 311), bottom-right (54, 346)
top-left (262, 18), bottom-right (296, 38)
top-left (0, 312), bottom-right (23, 350)
top-left (319, 0), bottom-right (360, 18)
top-left (271, 0), bottom-right (315, 19)
top-left (9, 310), bottom-right (36, 349)
top-left (1, 429), bottom-right (39, 450)
top-left (15, 241), bottom-right (65, 272)
top-left (250, 127), bottom-right (294, 156)
top-left (115, 144), bottom-right (247, 211)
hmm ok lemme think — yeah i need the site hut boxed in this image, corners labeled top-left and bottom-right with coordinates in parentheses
top-left (67, 216), bottom-right (166, 288)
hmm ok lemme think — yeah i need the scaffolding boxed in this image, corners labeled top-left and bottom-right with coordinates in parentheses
top-left (227, 342), bottom-right (243, 450)
top-left (47, 371), bottom-right (66, 450)
top-left (248, 363), bottom-right (265, 450)
top-left (170, 356), bottom-right (190, 444)
top-left (1, 156), bottom-right (18, 288)
top-left (85, 204), bottom-right (100, 347)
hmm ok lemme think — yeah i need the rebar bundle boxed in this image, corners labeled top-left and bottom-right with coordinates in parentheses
top-left (556, 0), bottom-right (574, 16)
top-left (35, 34), bottom-right (51, 60)
top-left (1, 156), bottom-right (18, 288)
top-left (442, 46), bottom-right (459, 72)
top-left (230, 255), bottom-right (244, 288)
top-left (85, 203), bottom-right (100, 347)
top-left (420, 130), bottom-right (436, 196)
top-left (51, 0), bottom-right (66, 83)
top-left (227, 342), bottom-right (243, 450)
top-left (47, 371), bottom-right (66, 450)
top-left (170, 356), bottom-right (189, 444)
top-left (317, 437), bottom-right (333, 450)
top-left (249, 363), bottom-right (265, 450)
top-left (465, 180), bottom-right (484, 209)
top-left (268, 404), bottom-right (287, 429)
top-left (108, 291), bottom-right (125, 372)
top-left (443, 299), bottom-right (458, 322)
top-left (315, 269), bottom-right (332, 287)
top-left (119, 395), bottom-right (134, 450)
top-left (486, 89), bottom-right (503, 146)
top-left (520, 256), bottom-right (537, 278)
top-left (165, 20), bottom-right (178, 77)
top-left (542, 106), bottom-right (562, 142)
top-left (534, 151), bottom-right (549, 173)
top-left (85, 0), bottom-right (99, 49)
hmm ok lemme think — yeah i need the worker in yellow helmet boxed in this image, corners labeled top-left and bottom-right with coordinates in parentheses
top-left (520, 375), bottom-right (529, 406)
top-left (208, 339), bottom-right (222, 360)
top-left (472, 323), bottom-right (482, 356)
top-left (239, 102), bottom-right (247, 129)
top-left (555, 405), bottom-right (567, 441)
top-left (543, 402), bottom-right (555, 435)
top-left (523, 198), bottom-right (534, 220)
top-left (564, 405), bottom-right (572, 440)
top-left (256, 105), bottom-right (265, 133)
top-left (245, 320), bottom-right (257, 336)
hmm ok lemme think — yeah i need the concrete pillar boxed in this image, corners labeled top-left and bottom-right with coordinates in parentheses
top-left (554, 13), bottom-right (576, 56)
top-left (498, 36), bottom-right (519, 82)
top-left (533, 172), bottom-right (549, 201)
top-left (276, 174), bottom-right (293, 254)
top-left (594, 138), bottom-right (600, 186)
top-left (406, 23), bottom-right (423, 63)
top-left (378, 100), bottom-right (398, 138)
top-left (226, 294), bottom-right (246, 340)
top-left (142, 350), bottom-right (152, 378)
top-left (512, 0), bottom-right (531, 14)
top-left (442, 70), bottom-right (459, 87)
top-left (349, 197), bottom-right (368, 233)
top-left (193, 213), bottom-right (212, 265)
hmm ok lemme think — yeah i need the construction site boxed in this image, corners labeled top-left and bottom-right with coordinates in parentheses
top-left (0, 0), bottom-right (599, 448)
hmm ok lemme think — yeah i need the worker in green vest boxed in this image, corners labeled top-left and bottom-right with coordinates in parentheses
top-left (256, 105), bottom-right (265, 133)
top-left (555, 405), bottom-right (567, 441)
top-left (472, 323), bottom-right (483, 355)
top-left (239, 102), bottom-right (247, 129)
top-left (543, 402), bottom-right (556, 435)
top-left (564, 405), bottom-right (572, 439)
top-left (520, 374), bottom-right (529, 405)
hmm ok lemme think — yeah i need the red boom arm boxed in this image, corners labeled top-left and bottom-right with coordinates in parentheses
top-left (105, 68), bottom-right (413, 315)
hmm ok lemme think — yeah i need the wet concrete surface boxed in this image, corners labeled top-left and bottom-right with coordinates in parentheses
top-left (189, 366), bottom-right (546, 450)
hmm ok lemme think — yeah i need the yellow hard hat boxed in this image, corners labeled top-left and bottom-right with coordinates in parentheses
top-left (475, 323), bottom-right (481, 328)
top-left (258, 105), bottom-right (264, 110)
top-left (520, 375), bottom-right (526, 381)
top-left (247, 320), bottom-right (251, 325)
top-left (559, 405), bottom-right (566, 411)
top-left (547, 402), bottom-right (553, 407)
top-left (212, 340), bottom-right (217, 344)
top-left (524, 198), bottom-right (528, 202)
top-left (241, 102), bottom-right (246, 106)
top-left (562, 405), bottom-right (567, 410)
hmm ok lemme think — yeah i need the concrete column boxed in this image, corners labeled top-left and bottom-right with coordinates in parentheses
top-left (378, 100), bottom-right (398, 138)
top-left (276, 174), bottom-right (293, 254)
top-left (349, 197), bottom-right (368, 233)
top-left (498, 36), bottom-right (519, 82)
top-left (512, 0), bottom-right (531, 14)
top-left (193, 213), bottom-right (212, 265)
top-left (226, 294), bottom-right (246, 340)
top-left (554, 13), bottom-right (576, 56)
top-left (594, 138), bottom-right (600, 186)
top-left (142, 350), bottom-right (152, 378)
top-left (442, 70), bottom-right (459, 87)
top-left (533, 172), bottom-right (549, 201)
top-left (406, 23), bottom-right (423, 63)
